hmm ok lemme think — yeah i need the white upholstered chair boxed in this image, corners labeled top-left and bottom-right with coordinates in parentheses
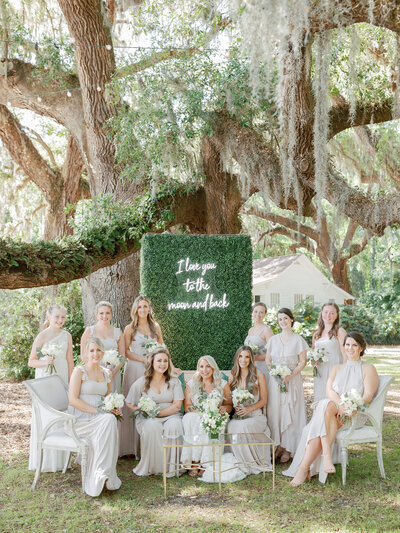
top-left (24, 375), bottom-right (88, 491)
top-left (336, 375), bottom-right (394, 485)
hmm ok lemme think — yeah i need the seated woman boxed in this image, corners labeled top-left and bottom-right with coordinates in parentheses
top-left (68, 337), bottom-right (121, 497)
top-left (283, 331), bottom-right (379, 486)
top-left (227, 346), bottom-right (272, 474)
top-left (181, 356), bottom-right (232, 477)
top-left (125, 347), bottom-right (183, 477)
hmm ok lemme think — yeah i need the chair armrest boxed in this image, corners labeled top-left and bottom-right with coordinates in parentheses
top-left (40, 413), bottom-right (87, 450)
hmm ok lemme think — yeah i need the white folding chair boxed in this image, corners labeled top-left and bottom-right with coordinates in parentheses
top-left (336, 375), bottom-right (394, 485)
top-left (24, 375), bottom-right (88, 491)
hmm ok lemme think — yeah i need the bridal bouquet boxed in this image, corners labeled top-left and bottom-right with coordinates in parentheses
top-left (99, 392), bottom-right (125, 421)
top-left (102, 349), bottom-right (125, 367)
top-left (141, 337), bottom-right (166, 354)
top-left (307, 348), bottom-right (328, 377)
top-left (270, 364), bottom-right (291, 392)
top-left (232, 388), bottom-right (255, 418)
top-left (37, 343), bottom-right (64, 374)
top-left (132, 396), bottom-right (160, 419)
top-left (339, 389), bottom-right (366, 424)
top-left (247, 343), bottom-right (262, 356)
top-left (197, 389), bottom-right (229, 439)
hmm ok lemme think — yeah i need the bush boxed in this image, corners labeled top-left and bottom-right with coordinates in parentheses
top-left (140, 234), bottom-right (252, 369)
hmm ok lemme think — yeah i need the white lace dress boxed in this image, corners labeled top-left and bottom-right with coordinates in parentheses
top-left (313, 335), bottom-right (343, 402)
top-left (266, 333), bottom-right (308, 454)
top-left (68, 366), bottom-right (121, 497)
top-left (283, 359), bottom-right (366, 483)
top-left (29, 330), bottom-right (69, 472)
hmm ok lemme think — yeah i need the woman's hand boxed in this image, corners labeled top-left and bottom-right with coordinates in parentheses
top-left (44, 356), bottom-right (56, 365)
top-left (219, 405), bottom-right (229, 414)
top-left (110, 408), bottom-right (122, 417)
top-left (282, 374), bottom-right (292, 386)
top-left (235, 405), bottom-right (252, 417)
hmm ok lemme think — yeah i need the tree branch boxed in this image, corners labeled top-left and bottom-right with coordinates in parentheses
top-left (23, 126), bottom-right (57, 169)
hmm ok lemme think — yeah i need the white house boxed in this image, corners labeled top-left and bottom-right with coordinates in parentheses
top-left (252, 254), bottom-right (353, 308)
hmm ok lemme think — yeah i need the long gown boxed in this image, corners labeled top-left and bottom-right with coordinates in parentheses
top-left (283, 359), bottom-right (365, 483)
top-left (244, 333), bottom-right (270, 385)
top-left (266, 333), bottom-right (308, 454)
top-left (126, 376), bottom-right (184, 477)
top-left (89, 325), bottom-right (122, 393)
top-left (313, 335), bottom-right (343, 402)
top-left (227, 380), bottom-right (272, 474)
top-left (181, 379), bottom-right (228, 468)
top-left (68, 366), bottom-right (121, 496)
top-left (29, 330), bottom-right (70, 472)
top-left (119, 331), bottom-right (150, 457)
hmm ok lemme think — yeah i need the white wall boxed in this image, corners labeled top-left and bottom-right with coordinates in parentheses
top-left (253, 261), bottom-right (347, 308)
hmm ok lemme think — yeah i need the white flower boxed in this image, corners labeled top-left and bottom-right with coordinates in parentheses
top-left (232, 387), bottom-right (254, 407)
top-left (41, 344), bottom-right (63, 359)
top-left (102, 349), bottom-right (123, 367)
top-left (100, 392), bottom-right (125, 412)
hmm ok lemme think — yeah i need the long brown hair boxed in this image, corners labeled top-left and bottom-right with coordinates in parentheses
top-left (143, 347), bottom-right (172, 392)
top-left (313, 303), bottom-right (340, 341)
top-left (126, 296), bottom-right (158, 348)
top-left (230, 346), bottom-right (259, 396)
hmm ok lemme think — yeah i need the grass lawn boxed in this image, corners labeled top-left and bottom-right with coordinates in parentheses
top-left (0, 349), bottom-right (399, 533)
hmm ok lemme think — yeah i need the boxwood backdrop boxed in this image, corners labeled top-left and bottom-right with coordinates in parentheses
top-left (140, 234), bottom-right (252, 370)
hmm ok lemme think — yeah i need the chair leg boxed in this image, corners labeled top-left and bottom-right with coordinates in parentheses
top-left (62, 452), bottom-right (71, 474)
top-left (341, 446), bottom-right (348, 485)
top-left (32, 446), bottom-right (44, 490)
top-left (80, 448), bottom-right (87, 493)
top-left (377, 438), bottom-right (386, 479)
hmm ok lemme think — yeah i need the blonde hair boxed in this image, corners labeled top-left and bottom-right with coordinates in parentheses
top-left (41, 304), bottom-right (67, 330)
top-left (126, 296), bottom-right (158, 348)
top-left (143, 347), bottom-right (172, 392)
top-left (190, 356), bottom-right (224, 399)
top-left (82, 336), bottom-right (105, 362)
top-left (95, 300), bottom-right (113, 314)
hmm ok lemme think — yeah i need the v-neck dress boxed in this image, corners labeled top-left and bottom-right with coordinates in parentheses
top-left (266, 333), bottom-right (308, 454)
top-left (125, 376), bottom-right (184, 477)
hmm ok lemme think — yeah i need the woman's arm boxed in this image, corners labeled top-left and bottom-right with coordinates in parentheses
top-left (66, 332), bottom-right (74, 380)
top-left (28, 332), bottom-right (55, 369)
top-left (362, 364), bottom-right (379, 404)
top-left (123, 325), bottom-right (146, 363)
top-left (183, 384), bottom-right (194, 413)
top-left (110, 329), bottom-right (125, 377)
top-left (337, 327), bottom-right (347, 362)
top-left (80, 326), bottom-right (90, 357)
top-left (220, 383), bottom-right (233, 414)
top-left (282, 349), bottom-right (307, 386)
top-left (265, 348), bottom-right (272, 366)
top-left (235, 373), bottom-right (267, 417)
top-left (68, 368), bottom-right (97, 414)
top-left (158, 400), bottom-right (182, 417)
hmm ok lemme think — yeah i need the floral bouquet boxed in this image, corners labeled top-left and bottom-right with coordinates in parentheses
top-left (247, 343), bottom-right (262, 356)
top-left (102, 349), bottom-right (125, 368)
top-left (132, 395), bottom-right (160, 419)
top-left (339, 389), bottom-right (366, 424)
top-left (197, 389), bottom-right (230, 439)
top-left (36, 343), bottom-right (64, 374)
top-left (307, 348), bottom-right (328, 377)
top-left (141, 337), bottom-right (166, 355)
top-left (232, 387), bottom-right (255, 419)
top-left (99, 392), bottom-right (125, 421)
top-left (270, 364), bottom-right (291, 393)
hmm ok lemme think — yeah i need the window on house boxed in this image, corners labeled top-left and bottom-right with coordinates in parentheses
top-left (254, 295), bottom-right (261, 303)
top-left (305, 295), bottom-right (314, 305)
top-left (294, 294), bottom-right (303, 306)
top-left (270, 293), bottom-right (280, 307)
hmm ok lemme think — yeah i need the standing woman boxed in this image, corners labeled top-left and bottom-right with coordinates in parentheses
top-left (181, 356), bottom-right (232, 477)
top-left (68, 337), bottom-right (121, 497)
top-left (80, 301), bottom-right (125, 393)
top-left (125, 347), bottom-right (184, 477)
top-left (227, 346), bottom-right (272, 474)
top-left (28, 304), bottom-right (74, 472)
top-left (283, 332), bottom-right (378, 486)
top-left (265, 308), bottom-right (308, 463)
top-left (244, 302), bottom-right (273, 382)
top-left (312, 303), bottom-right (347, 402)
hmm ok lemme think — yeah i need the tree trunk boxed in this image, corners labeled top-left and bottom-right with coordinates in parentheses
top-left (331, 258), bottom-right (352, 294)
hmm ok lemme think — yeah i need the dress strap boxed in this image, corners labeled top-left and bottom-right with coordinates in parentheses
top-left (103, 367), bottom-right (112, 384)
top-left (113, 327), bottom-right (121, 341)
top-left (89, 325), bottom-right (94, 335)
top-left (77, 366), bottom-right (88, 382)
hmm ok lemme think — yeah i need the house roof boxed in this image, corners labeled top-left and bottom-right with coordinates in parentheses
top-left (253, 254), bottom-right (301, 283)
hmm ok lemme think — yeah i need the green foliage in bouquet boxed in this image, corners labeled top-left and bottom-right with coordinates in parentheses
top-left (140, 234), bottom-right (252, 369)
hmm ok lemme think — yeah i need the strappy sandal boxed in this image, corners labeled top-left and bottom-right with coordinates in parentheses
top-left (289, 468), bottom-right (311, 487)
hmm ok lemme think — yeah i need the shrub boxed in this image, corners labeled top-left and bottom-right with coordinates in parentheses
top-left (140, 234), bottom-right (252, 369)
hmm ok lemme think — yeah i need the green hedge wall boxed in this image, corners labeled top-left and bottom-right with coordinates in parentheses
top-left (140, 234), bottom-right (252, 370)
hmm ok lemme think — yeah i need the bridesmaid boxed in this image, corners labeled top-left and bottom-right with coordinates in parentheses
top-left (80, 301), bottom-right (125, 394)
top-left (227, 346), bottom-right (272, 474)
top-left (28, 304), bottom-right (74, 472)
top-left (181, 356), bottom-right (232, 477)
top-left (312, 303), bottom-right (347, 402)
top-left (68, 337), bottom-right (121, 496)
top-left (244, 302), bottom-right (273, 383)
top-left (125, 347), bottom-right (184, 477)
top-left (283, 332), bottom-right (378, 486)
top-left (265, 308), bottom-right (308, 464)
